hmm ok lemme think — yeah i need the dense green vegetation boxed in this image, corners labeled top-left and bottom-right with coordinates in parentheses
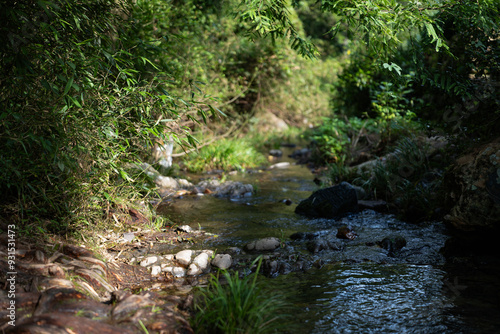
top-left (193, 258), bottom-right (287, 333)
top-left (1, 0), bottom-right (499, 332)
top-left (1, 0), bottom-right (499, 230)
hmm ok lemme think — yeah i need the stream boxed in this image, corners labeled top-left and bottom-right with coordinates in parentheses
top-left (157, 149), bottom-right (497, 333)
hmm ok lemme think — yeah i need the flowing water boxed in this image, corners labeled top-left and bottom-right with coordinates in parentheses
top-left (159, 150), bottom-right (498, 333)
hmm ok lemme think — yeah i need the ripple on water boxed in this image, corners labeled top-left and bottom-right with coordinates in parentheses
top-left (264, 263), bottom-right (466, 334)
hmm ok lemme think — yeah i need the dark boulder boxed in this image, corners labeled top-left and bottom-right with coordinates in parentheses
top-left (295, 182), bottom-right (359, 218)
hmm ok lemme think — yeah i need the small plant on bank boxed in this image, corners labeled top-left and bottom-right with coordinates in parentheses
top-left (192, 258), bottom-right (287, 334)
top-left (182, 138), bottom-right (267, 173)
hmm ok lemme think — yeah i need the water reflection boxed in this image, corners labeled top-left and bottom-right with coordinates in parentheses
top-left (266, 263), bottom-right (465, 333)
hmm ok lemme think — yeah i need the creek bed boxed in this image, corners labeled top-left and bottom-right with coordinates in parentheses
top-left (158, 151), bottom-right (497, 333)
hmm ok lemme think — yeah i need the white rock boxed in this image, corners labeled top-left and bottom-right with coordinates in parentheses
top-left (161, 265), bottom-right (173, 273)
top-left (177, 225), bottom-right (193, 233)
top-left (202, 250), bottom-right (214, 257)
top-left (123, 232), bottom-right (135, 242)
top-left (177, 179), bottom-right (193, 188)
top-left (211, 254), bottom-right (232, 270)
top-left (175, 250), bottom-right (193, 265)
top-left (187, 263), bottom-right (202, 276)
top-left (269, 162), bottom-right (290, 169)
top-left (163, 254), bottom-right (174, 261)
top-left (156, 175), bottom-right (179, 188)
top-left (192, 253), bottom-right (209, 271)
top-left (173, 267), bottom-right (186, 277)
top-left (150, 265), bottom-right (162, 276)
top-left (140, 256), bottom-right (159, 267)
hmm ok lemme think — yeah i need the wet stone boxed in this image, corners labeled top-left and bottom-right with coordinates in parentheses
top-left (336, 225), bottom-right (358, 240)
top-left (295, 182), bottom-right (359, 218)
top-left (225, 247), bottom-right (242, 256)
top-left (177, 225), bottom-right (193, 233)
top-left (307, 238), bottom-right (329, 253)
top-left (377, 235), bottom-right (407, 255)
top-left (269, 149), bottom-right (283, 157)
top-left (263, 260), bottom-right (279, 277)
top-left (212, 254), bottom-right (232, 269)
top-left (290, 232), bottom-right (317, 240)
top-left (245, 237), bottom-right (281, 251)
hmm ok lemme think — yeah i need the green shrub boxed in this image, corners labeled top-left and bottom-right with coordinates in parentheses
top-left (0, 0), bottom-right (213, 232)
top-left (193, 259), bottom-right (286, 334)
top-left (308, 116), bottom-right (379, 164)
top-left (356, 136), bottom-right (443, 222)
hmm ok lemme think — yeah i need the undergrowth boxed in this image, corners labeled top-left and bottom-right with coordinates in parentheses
top-left (192, 258), bottom-right (287, 334)
top-left (182, 138), bottom-right (267, 173)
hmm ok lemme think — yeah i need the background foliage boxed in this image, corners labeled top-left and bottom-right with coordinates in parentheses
top-left (1, 0), bottom-right (499, 232)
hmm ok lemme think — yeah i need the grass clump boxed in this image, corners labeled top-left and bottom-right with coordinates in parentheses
top-left (182, 138), bottom-right (267, 173)
top-left (192, 259), bottom-right (287, 334)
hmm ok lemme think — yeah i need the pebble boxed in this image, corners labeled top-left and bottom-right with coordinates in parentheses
top-left (123, 232), bottom-right (135, 242)
top-left (202, 250), bottom-right (214, 257)
top-left (161, 265), bottom-right (173, 273)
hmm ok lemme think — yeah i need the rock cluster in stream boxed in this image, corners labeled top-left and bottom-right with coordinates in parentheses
top-left (126, 161), bottom-right (254, 199)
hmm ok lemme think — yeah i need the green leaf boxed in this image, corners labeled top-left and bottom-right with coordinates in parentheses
top-left (63, 76), bottom-right (74, 96)
top-left (119, 169), bottom-right (133, 182)
top-left (67, 96), bottom-right (82, 108)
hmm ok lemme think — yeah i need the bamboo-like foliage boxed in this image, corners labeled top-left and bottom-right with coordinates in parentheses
top-left (0, 0), bottom-right (219, 230)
